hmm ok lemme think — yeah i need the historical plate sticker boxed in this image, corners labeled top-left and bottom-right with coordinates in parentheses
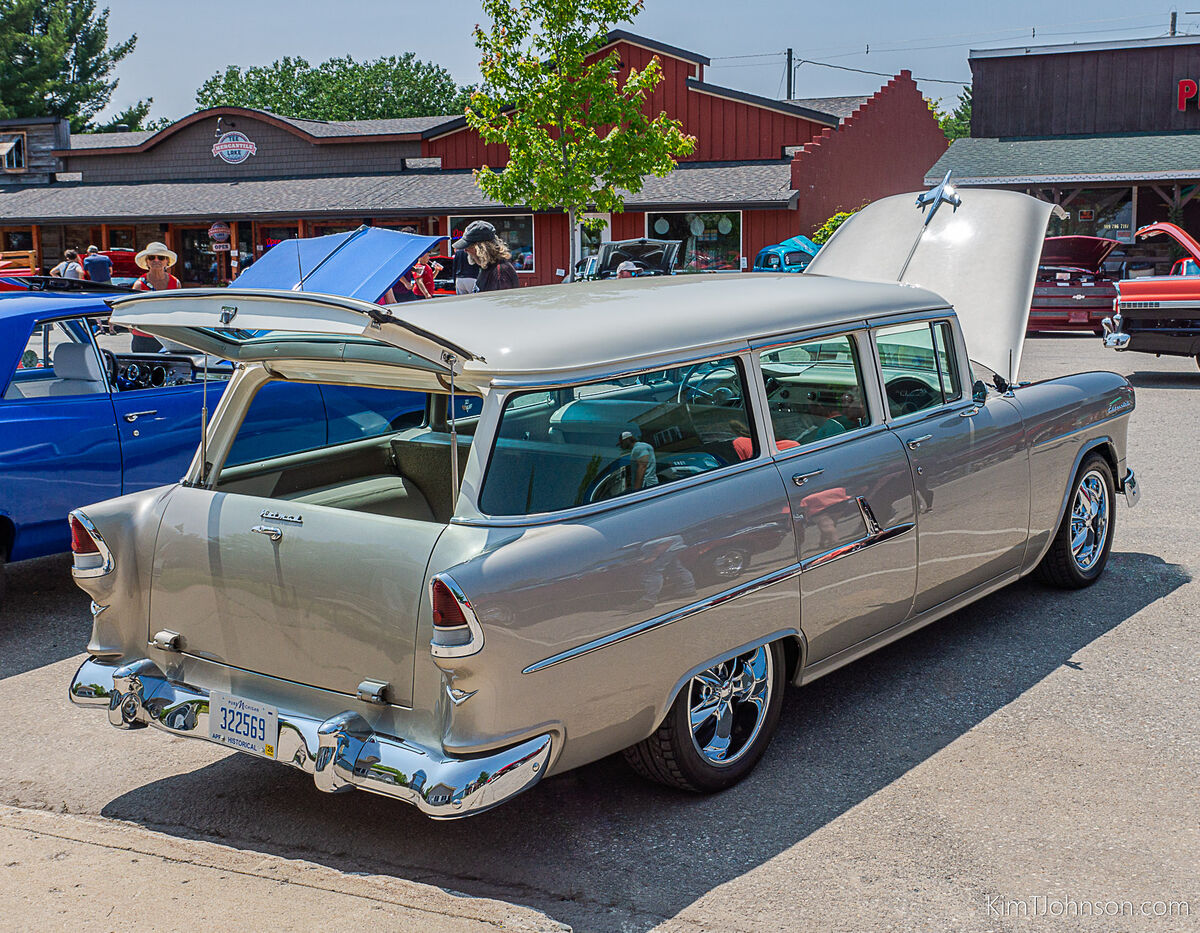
top-left (208, 690), bottom-right (277, 758)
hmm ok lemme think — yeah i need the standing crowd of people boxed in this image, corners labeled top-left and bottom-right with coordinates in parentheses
top-left (49, 245), bottom-right (114, 283)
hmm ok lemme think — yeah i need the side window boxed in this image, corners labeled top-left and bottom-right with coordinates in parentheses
top-left (481, 357), bottom-right (756, 516)
top-left (875, 321), bottom-right (959, 418)
top-left (758, 333), bottom-right (871, 451)
top-left (4, 318), bottom-right (107, 400)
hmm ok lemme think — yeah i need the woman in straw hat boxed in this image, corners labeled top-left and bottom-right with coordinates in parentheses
top-left (129, 242), bottom-right (181, 352)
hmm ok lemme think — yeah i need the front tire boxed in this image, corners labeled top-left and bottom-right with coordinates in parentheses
top-left (623, 640), bottom-right (785, 792)
top-left (1035, 453), bottom-right (1115, 589)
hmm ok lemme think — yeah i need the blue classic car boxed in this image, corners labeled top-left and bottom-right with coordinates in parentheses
top-left (752, 235), bottom-right (821, 274)
top-left (0, 266), bottom-right (439, 596)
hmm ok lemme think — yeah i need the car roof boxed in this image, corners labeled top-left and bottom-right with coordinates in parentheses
top-left (395, 272), bottom-right (948, 379)
top-left (0, 288), bottom-right (121, 320)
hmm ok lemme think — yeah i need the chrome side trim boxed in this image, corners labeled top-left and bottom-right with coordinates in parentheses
top-left (429, 572), bottom-right (485, 659)
top-left (522, 561), bottom-right (805, 674)
top-left (800, 521), bottom-right (914, 574)
top-left (68, 657), bottom-right (550, 820)
top-left (68, 510), bottom-right (114, 578)
top-left (1030, 412), bottom-right (1127, 451)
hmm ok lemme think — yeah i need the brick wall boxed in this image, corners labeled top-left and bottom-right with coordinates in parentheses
top-left (65, 115), bottom-right (421, 183)
top-left (790, 71), bottom-right (949, 236)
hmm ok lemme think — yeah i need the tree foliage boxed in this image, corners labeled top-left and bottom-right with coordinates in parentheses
top-left (936, 86), bottom-right (972, 141)
top-left (467, 0), bottom-right (697, 277)
top-left (0, 0), bottom-right (138, 132)
top-left (811, 210), bottom-right (856, 245)
top-left (92, 98), bottom-right (171, 133)
top-left (195, 54), bottom-right (474, 121)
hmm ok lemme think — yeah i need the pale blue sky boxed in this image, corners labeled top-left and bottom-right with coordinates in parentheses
top-left (99, 0), bottom-right (1196, 123)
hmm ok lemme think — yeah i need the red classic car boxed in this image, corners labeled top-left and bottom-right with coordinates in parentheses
top-left (1102, 222), bottom-right (1200, 368)
top-left (1028, 236), bottom-right (1119, 334)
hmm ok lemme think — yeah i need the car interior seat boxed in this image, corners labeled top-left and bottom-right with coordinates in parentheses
top-left (50, 343), bottom-right (105, 395)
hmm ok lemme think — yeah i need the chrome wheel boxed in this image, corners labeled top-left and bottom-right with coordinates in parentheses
top-left (1070, 469), bottom-right (1109, 572)
top-left (687, 645), bottom-right (773, 766)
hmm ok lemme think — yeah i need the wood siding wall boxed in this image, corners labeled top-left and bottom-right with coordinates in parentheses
top-left (972, 44), bottom-right (1200, 137)
top-left (424, 40), bottom-right (827, 168)
top-left (0, 121), bottom-right (66, 186)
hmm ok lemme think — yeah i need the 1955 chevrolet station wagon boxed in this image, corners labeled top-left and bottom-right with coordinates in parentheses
top-left (68, 185), bottom-right (1140, 818)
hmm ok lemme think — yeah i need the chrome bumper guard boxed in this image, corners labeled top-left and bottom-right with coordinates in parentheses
top-left (1101, 315), bottom-right (1130, 350)
top-left (69, 657), bottom-right (551, 819)
top-left (1122, 469), bottom-right (1140, 508)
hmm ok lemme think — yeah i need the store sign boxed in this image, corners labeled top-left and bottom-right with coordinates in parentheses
top-left (208, 222), bottom-right (230, 242)
top-left (212, 242), bottom-right (231, 252)
top-left (212, 131), bottom-right (257, 164)
top-left (1178, 79), bottom-right (1199, 111)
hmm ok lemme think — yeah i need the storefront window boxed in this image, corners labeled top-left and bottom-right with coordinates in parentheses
top-left (107, 227), bottom-right (136, 250)
top-left (1047, 189), bottom-right (1133, 243)
top-left (3, 230), bottom-right (33, 251)
top-left (646, 212), bottom-right (741, 272)
top-left (448, 215), bottom-right (535, 272)
top-left (176, 228), bottom-right (220, 286)
top-left (259, 224), bottom-right (299, 256)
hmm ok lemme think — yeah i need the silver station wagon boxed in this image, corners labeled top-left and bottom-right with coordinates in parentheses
top-left (68, 187), bottom-right (1140, 818)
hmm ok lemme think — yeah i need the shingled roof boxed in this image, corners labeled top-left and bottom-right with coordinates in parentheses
top-left (786, 96), bottom-right (870, 122)
top-left (925, 133), bottom-right (1200, 185)
top-left (0, 161), bottom-right (796, 224)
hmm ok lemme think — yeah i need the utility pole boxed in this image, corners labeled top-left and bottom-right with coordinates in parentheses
top-left (785, 48), bottom-right (793, 100)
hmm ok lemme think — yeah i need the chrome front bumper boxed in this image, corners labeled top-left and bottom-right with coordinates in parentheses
top-left (1122, 469), bottom-right (1140, 508)
top-left (69, 657), bottom-right (551, 819)
top-left (1101, 314), bottom-right (1130, 350)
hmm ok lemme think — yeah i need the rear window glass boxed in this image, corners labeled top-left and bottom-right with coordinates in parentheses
top-left (480, 357), bottom-right (756, 516)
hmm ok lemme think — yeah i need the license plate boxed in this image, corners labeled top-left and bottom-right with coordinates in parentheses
top-left (1069, 311), bottom-right (1088, 323)
top-left (208, 691), bottom-right (277, 758)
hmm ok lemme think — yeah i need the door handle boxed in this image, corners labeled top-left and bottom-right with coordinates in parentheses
top-left (251, 525), bottom-right (282, 541)
top-left (123, 410), bottom-right (157, 423)
top-left (958, 406), bottom-right (980, 418)
top-left (906, 434), bottom-right (933, 450)
top-left (792, 469), bottom-right (824, 487)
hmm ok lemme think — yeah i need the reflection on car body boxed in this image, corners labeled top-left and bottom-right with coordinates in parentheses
top-left (67, 186), bottom-right (1140, 819)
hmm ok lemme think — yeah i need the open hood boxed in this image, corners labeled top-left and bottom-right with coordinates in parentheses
top-left (778, 235), bottom-right (821, 258)
top-left (595, 238), bottom-right (680, 277)
top-left (1136, 222), bottom-right (1200, 264)
top-left (1039, 235), bottom-right (1118, 272)
top-left (233, 226), bottom-right (446, 302)
top-left (805, 185), bottom-right (1062, 383)
top-left (107, 288), bottom-right (479, 375)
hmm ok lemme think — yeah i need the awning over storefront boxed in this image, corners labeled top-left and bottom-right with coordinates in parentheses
top-left (0, 161), bottom-right (797, 225)
top-left (925, 132), bottom-right (1200, 186)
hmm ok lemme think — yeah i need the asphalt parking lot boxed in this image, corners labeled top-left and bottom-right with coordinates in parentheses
top-left (1, 333), bottom-right (1196, 932)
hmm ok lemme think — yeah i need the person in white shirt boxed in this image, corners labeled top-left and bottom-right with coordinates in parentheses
top-left (618, 430), bottom-right (658, 491)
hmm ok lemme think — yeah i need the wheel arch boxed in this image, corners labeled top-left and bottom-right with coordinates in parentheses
top-left (1027, 437), bottom-right (1119, 571)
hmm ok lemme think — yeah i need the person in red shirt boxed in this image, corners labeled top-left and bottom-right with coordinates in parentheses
top-left (129, 242), bottom-right (181, 352)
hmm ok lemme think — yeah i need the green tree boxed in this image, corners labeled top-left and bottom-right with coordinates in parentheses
top-left (467, 0), bottom-right (697, 279)
top-left (196, 54), bottom-right (474, 121)
top-left (936, 86), bottom-right (972, 141)
top-left (0, 0), bottom-right (138, 132)
top-left (92, 98), bottom-right (171, 133)
top-left (811, 210), bottom-right (856, 245)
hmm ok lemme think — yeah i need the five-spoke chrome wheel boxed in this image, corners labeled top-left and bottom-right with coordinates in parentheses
top-left (1070, 469), bottom-right (1109, 572)
top-left (687, 646), bottom-right (773, 766)
top-left (623, 640), bottom-right (786, 792)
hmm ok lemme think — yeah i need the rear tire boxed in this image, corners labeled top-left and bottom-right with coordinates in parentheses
top-left (623, 640), bottom-right (785, 792)
top-left (1035, 453), bottom-right (1115, 589)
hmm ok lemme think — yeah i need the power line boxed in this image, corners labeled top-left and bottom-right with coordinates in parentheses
top-left (794, 59), bottom-right (969, 85)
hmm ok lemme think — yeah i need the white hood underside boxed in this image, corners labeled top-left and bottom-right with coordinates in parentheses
top-left (806, 188), bottom-right (1063, 383)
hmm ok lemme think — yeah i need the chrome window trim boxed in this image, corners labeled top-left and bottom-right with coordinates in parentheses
top-left (473, 350), bottom-right (763, 523)
top-left (483, 341), bottom-right (753, 390)
top-left (748, 319), bottom-right (871, 352)
top-left (870, 315), bottom-right (971, 426)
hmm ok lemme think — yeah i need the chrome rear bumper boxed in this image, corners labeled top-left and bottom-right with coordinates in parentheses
top-left (1122, 469), bottom-right (1140, 508)
top-left (69, 657), bottom-right (551, 819)
top-left (1101, 314), bottom-right (1130, 349)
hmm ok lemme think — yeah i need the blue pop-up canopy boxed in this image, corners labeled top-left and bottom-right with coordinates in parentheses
top-left (233, 225), bottom-right (447, 302)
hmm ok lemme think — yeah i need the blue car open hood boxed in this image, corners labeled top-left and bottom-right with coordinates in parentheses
top-left (233, 226), bottom-right (446, 302)
top-left (778, 235), bottom-right (821, 258)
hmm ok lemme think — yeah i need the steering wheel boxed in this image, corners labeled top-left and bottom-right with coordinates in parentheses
top-left (100, 348), bottom-right (118, 388)
top-left (886, 377), bottom-right (939, 415)
top-left (675, 363), bottom-right (743, 407)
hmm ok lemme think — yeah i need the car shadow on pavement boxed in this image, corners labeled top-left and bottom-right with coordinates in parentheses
top-left (101, 550), bottom-right (1187, 933)
top-left (1126, 370), bottom-right (1200, 389)
top-left (0, 553), bottom-right (90, 679)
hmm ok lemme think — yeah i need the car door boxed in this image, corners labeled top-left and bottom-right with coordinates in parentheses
top-left (0, 315), bottom-right (120, 560)
top-left (873, 318), bottom-right (1029, 615)
top-left (753, 329), bottom-right (917, 663)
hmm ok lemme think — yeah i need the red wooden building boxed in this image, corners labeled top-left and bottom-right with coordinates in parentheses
top-left (0, 31), bottom-right (947, 286)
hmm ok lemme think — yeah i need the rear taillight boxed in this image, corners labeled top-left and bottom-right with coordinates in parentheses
top-left (431, 579), bottom-right (467, 627)
top-left (70, 515), bottom-right (99, 554)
